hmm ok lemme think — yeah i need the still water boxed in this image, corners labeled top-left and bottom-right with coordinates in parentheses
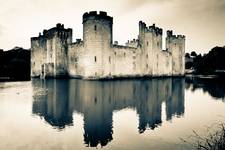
top-left (0, 77), bottom-right (225, 150)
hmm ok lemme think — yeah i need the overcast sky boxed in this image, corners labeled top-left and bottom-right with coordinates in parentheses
top-left (0, 0), bottom-right (225, 53)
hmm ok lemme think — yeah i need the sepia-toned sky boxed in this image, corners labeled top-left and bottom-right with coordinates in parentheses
top-left (0, 0), bottom-right (225, 53)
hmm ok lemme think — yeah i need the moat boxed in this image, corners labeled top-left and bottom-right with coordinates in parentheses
top-left (0, 77), bottom-right (225, 150)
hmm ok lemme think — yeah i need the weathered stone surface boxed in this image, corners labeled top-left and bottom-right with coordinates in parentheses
top-left (31, 11), bottom-right (185, 79)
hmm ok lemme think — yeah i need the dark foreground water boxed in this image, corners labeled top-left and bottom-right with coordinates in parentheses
top-left (0, 77), bottom-right (225, 150)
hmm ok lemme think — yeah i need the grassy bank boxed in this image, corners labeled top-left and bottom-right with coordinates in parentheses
top-left (181, 123), bottom-right (225, 150)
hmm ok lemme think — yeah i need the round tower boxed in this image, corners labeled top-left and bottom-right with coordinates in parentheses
top-left (83, 11), bottom-right (113, 48)
top-left (82, 11), bottom-right (113, 78)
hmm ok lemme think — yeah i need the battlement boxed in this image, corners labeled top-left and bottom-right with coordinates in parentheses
top-left (126, 39), bottom-right (139, 44)
top-left (74, 39), bottom-right (83, 45)
top-left (113, 44), bottom-right (137, 51)
top-left (43, 23), bottom-right (72, 38)
top-left (125, 39), bottom-right (139, 48)
top-left (167, 30), bottom-right (185, 40)
top-left (31, 34), bottom-right (46, 41)
top-left (31, 23), bottom-right (72, 41)
top-left (56, 23), bottom-right (64, 29)
top-left (148, 24), bottom-right (163, 35)
top-left (139, 21), bottom-right (162, 35)
top-left (75, 39), bottom-right (82, 43)
top-left (83, 11), bottom-right (113, 23)
top-left (162, 49), bottom-right (172, 54)
top-left (139, 21), bottom-right (147, 28)
top-left (69, 39), bottom-right (84, 48)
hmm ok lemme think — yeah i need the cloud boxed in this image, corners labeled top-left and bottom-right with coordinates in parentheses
top-left (0, 0), bottom-right (224, 52)
top-left (0, 24), bottom-right (5, 35)
top-left (123, 0), bottom-right (149, 11)
top-left (119, 0), bottom-right (169, 14)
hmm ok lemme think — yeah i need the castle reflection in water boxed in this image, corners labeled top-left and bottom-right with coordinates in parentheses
top-left (32, 78), bottom-right (185, 147)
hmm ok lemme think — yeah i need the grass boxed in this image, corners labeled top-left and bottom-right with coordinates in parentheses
top-left (181, 123), bottom-right (225, 150)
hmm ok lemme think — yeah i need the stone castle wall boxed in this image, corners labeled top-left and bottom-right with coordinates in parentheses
top-left (31, 23), bottom-right (72, 78)
top-left (31, 36), bottom-right (47, 77)
top-left (31, 11), bottom-right (185, 79)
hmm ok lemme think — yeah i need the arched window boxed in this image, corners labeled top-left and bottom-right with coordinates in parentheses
top-left (94, 56), bottom-right (97, 62)
top-left (94, 25), bottom-right (97, 31)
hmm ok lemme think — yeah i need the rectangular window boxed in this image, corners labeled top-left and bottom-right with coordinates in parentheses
top-left (109, 56), bottom-right (111, 63)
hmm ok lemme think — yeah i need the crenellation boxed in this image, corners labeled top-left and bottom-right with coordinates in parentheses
top-left (165, 30), bottom-right (185, 76)
top-left (71, 39), bottom-right (83, 46)
top-left (114, 41), bottom-right (118, 45)
top-left (139, 21), bottom-right (163, 36)
top-left (147, 24), bottom-right (163, 35)
top-left (76, 39), bottom-right (82, 43)
top-left (139, 21), bottom-right (146, 28)
top-left (113, 44), bottom-right (137, 50)
top-left (70, 40), bottom-right (84, 47)
top-left (162, 49), bottom-right (172, 55)
top-left (43, 29), bottom-right (48, 35)
top-left (37, 23), bottom-right (73, 40)
top-left (167, 30), bottom-right (173, 37)
top-left (166, 30), bottom-right (185, 40)
top-left (125, 39), bottom-right (139, 48)
top-left (99, 11), bottom-right (107, 16)
top-left (177, 35), bottom-right (185, 39)
top-left (31, 11), bottom-right (185, 79)
top-left (83, 11), bottom-right (113, 23)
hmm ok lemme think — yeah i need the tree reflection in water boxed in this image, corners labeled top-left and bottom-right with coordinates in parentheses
top-left (186, 76), bottom-right (225, 100)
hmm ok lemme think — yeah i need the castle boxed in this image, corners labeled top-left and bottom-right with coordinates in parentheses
top-left (31, 11), bottom-right (185, 79)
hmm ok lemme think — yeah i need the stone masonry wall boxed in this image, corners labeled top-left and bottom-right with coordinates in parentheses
top-left (166, 30), bottom-right (185, 75)
top-left (68, 41), bottom-right (85, 77)
top-left (31, 23), bottom-right (72, 78)
top-left (31, 36), bottom-right (47, 77)
top-left (31, 11), bottom-right (185, 79)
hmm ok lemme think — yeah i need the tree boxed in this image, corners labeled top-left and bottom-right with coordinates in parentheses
top-left (185, 53), bottom-right (190, 58)
top-left (190, 51), bottom-right (197, 57)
